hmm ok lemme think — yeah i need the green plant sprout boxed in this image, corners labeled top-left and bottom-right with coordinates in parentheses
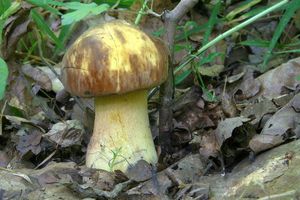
top-left (107, 147), bottom-right (131, 172)
top-left (135, 0), bottom-right (151, 25)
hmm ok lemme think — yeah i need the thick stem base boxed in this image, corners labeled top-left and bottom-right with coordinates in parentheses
top-left (86, 90), bottom-right (158, 172)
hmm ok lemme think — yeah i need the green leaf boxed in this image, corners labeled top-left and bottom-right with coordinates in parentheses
top-left (0, 0), bottom-right (11, 15)
top-left (94, 0), bottom-right (135, 8)
top-left (25, 0), bottom-right (62, 15)
top-left (30, 9), bottom-right (63, 49)
top-left (0, 58), bottom-right (8, 100)
top-left (0, 20), bottom-right (4, 45)
top-left (240, 39), bottom-right (271, 48)
top-left (61, 3), bottom-right (109, 25)
top-left (62, 2), bottom-right (97, 10)
top-left (0, 1), bottom-right (21, 20)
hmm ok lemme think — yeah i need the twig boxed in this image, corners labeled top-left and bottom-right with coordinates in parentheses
top-left (0, 100), bottom-right (8, 136)
top-left (258, 190), bottom-right (296, 200)
top-left (159, 0), bottom-right (199, 154)
top-left (93, 180), bottom-right (133, 198)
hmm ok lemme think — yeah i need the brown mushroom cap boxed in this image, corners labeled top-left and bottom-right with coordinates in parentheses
top-left (61, 20), bottom-right (169, 97)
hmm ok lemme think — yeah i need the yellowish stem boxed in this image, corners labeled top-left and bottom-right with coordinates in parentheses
top-left (86, 90), bottom-right (158, 172)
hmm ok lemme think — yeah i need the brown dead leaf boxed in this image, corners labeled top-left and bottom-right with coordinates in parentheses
top-left (249, 93), bottom-right (300, 153)
top-left (21, 64), bottom-right (52, 91)
top-left (38, 66), bottom-right (64, 92)
top-left (215, 117), bottom-right (251, 146)
top-left (173, 87), bottom-right (202, 113)
top-left (71, 167), bottom-right (131, 199)
top-left (127, 160), bottom-right (153, 182)
top-left (127, 172), bottom-right (171, 197)
top-left (45, 120), bottom-right (84, 148)
top-left (256, 57), bottom-right (300, 99)
top-left (127, 154), bottom-right (205, 198)
top-left (234, 69), bottom-right (261, 101)
top-left (6, 62), bottom-right (32, 111)
top-left (197, 130), bottom-right (220, 160)
top-left (221, 92), bottom-right (238, 117)
top-left (16, 128), bottom-right (42, 156)
top-left (227, 69), bottom-right (246, 83)
top-left (0, 168), bottom-right (32, 192)
top-left (174, 182), bottom-right (209, 200)
top-left (172, 120), bottom-right (191, 145)
top-left (1, 5), bottom-right (31, 59)
top-left (241, 98), bottom-right (278, 126)
top-left (71, 98), bottom-right (94, 132)
top-left (198, 64), bottom-right (224, 77)
top-left (169, 154), bottom-right (204, 184)
top-left (173, 87), bottom-right (215, 131)
top-left (272, 93), bottom-right (294, 108)
top-left (0, 151), bottom-right (10, 167)
top-left (27, 185), bottom-right (81, 200)
top-left (215, 117), bottom-right (257, 164)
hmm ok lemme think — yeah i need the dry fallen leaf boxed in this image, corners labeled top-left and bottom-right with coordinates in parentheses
top-left (215, 117), bottom-right (251, 146)
top-left (249, 93), bottom-right (300, 153)
top-left (16, 128), bottom-right (42, 156)
top-left (21, 64), bottom-right (52, 92)
top-left (256, 57), bottom-right (300, 99)
top-left (45, 120), bottom-right (85, 148)
top-left (241, 98), bottom-right (278, 126)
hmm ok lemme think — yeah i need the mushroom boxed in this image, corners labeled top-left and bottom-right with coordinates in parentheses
top-left (61, 20), bottom-right (169, 173)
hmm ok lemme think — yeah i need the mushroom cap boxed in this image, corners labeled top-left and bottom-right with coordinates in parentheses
top-left (61, 20), bottom-right (169, 97)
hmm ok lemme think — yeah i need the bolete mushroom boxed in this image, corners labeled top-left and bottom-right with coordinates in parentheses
top-left (61, 20), bottom-right (169, 173)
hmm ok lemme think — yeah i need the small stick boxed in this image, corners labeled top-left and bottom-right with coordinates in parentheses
top-left (159, 0), bottom-right (199, 154)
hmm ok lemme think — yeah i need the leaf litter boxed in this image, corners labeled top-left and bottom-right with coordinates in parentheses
top-left (1, 1), bottom-right (300, 199)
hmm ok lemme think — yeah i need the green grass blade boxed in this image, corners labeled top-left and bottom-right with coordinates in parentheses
top-left (25, 0), bottom-right (62, 15)
top-left (202, 0), bottom-right (221, 46)
top-left (0, 58), bottom-right (8, 100)
top-left (175, 69), bottom-right (192, 85)
top-left (94, 0), bottom-right (135, 8)
top-left (240, 39), bottom-right (271, 47)
top-left (30, 9), bottom-right (63, 49)
top-left (226, 0), bottom-right (262, 21)
top-left (54, 24), bottom-right (72, 54)
top-left (274, 49), bottom-right (300, 54)
top-left (262, 0), bottom-right (300, 71)
top-left (0, 0), bottom-right (11, 15)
